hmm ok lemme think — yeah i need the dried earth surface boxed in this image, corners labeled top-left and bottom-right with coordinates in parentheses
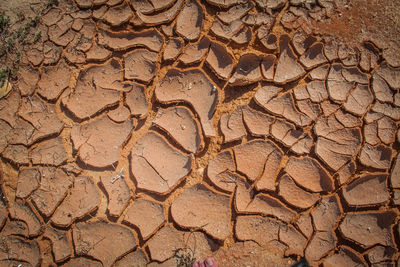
top-left (0, 0), bottom-right (400, 266)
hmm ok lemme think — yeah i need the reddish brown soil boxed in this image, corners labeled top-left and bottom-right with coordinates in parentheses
top-left (0, 0), bottom-right (400, 266)
top-left (312, 0), bottom-right (400, 66)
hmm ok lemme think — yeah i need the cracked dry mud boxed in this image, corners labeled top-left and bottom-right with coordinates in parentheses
top-left (0, 0), bottom-right (400, 266)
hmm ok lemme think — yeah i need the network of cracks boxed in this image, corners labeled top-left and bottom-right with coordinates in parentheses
top-left (0, 0), bottom-right (400, 266)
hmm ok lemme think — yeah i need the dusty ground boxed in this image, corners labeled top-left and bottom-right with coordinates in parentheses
top-left (0, 0), bottom-right (400, 266)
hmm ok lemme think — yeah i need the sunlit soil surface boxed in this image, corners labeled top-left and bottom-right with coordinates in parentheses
top-left (0, 0), bottom-right (400, 266)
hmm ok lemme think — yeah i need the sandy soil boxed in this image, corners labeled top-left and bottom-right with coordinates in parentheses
top-left (0, 0), bottom-right (399, 266)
